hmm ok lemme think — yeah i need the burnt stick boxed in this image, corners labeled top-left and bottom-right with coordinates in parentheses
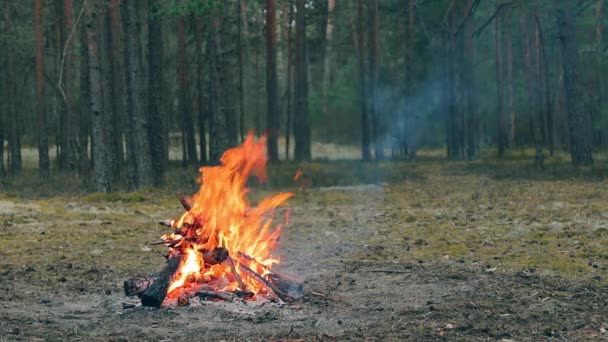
top-left (140, 254), bottom-right (182, 308)
top-left (226, 255), bottom-right (247, 290)
top-left (178, 194), bottom-right (193, 211)
top-left (238, 263), bottom-right (292, 302)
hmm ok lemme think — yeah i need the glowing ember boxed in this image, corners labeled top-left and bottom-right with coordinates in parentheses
top-left (162, 133), bottom-right (294, 299)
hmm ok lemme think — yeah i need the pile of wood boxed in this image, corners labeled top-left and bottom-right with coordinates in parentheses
top-left (123, 249), bottom-right (302, 308)
top-left (123, 195), bottom-right (303, 308)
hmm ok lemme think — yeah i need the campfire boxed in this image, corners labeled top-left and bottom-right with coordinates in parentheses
top-left (124, 134), bottom-right (303, 308)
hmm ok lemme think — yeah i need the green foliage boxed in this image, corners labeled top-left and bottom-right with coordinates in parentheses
top-left (154, 0), bottom-right (224, 17)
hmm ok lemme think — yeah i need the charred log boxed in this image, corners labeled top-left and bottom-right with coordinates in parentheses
top-left (196, 291), bottom-right (235, 301)
top-left (123, 275), bottom-right (157, 297)
top-left (267, 272), bottom-right (303, 298)
top-left (200, 247), bottom-right (228, 265)
top-left (238, 263), bottom-right (292, 302)
top-left (178, 194), bottom-right (193, 211)
top-left (140, 254), bottom-right (182, 307)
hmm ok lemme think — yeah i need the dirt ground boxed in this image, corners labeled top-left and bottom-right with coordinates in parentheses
top-left (1, 158), bottom-right (608, 341)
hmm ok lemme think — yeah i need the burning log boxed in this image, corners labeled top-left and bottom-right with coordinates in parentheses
top-left (140, 254), bottom-right (182, 308)
top-left (226, 255), bottom-right (247, 290)
top-left (237, 251), bottom-right (303, 298)
top-left (178, 194), bottom-right (193, 211)
top-left (238, 263), bottom-right (292, 302)
top-left (201, 247), bottom-right (228, 265)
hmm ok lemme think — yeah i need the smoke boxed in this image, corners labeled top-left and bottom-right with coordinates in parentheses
top-left (374, 75), bottom-right (444, 155)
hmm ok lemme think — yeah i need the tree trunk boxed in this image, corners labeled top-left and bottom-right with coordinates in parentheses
top-left (356, 0), bottom-right (370, 161)
top-left (557, 8), bottom-right (593, 166)
top-left (148, 0), bottom-right (165, 185)
top-left (208, 15), bottom-right (233, 164)
top-left (101, 6), bottom-right (118, 180)
top-left (266, 0), bottom-right (280, 162)
top-left (404, 0), bottom-right (416, 159)
top-left (504, 10), bottom-right (515, 148)
top-left (79, 13), bottom-right (91, 176)
top-left (495, 9), bottom-right (506, 157)
top-left (35, 0), bottom-right (50, 177)
top-left (195, 18), bottom-right (208, 165)
top-left (294, 0), bottom-right (311, 161)
top-left (321, 0), bottom-right (336, 118)
top-left (124, 0), bottom-right (154, 187)
top-left (463, 0), bottom-right (478, 160)
top-left (285, 0), bottom-right (294, 160)
top-left (220, 1), bottom-right (239, 149)
top-left (176, 18), bottom-right (197, 165)
top-left (521, 14), bottom-right (544, 168)
top-left (368, 0), bottom-right (382, 160)
top-left (238, 0), bottom-right (246, 143)
top-left (109, 0), bottom-right (126, 179)
top-left (5, 1), bottom-right (20, 175)
top-left (535, 15), bottom-right (553, 156)
top-left (85, 0), bottom-right (111, 192)
top-left (594, 0), bottom-right (606, 146)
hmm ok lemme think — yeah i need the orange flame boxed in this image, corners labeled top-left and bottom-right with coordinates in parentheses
top-left (163, 133), bottom-right (294, 297)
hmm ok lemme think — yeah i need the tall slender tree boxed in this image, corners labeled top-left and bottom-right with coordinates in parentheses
top-left (557, 7), bottom-right (593, 166)
top-left (58, 0), bottom-right (77, 172)
top-left (284, 0), bottom-right (294, 160)
top-left (35, 0), bottom-right (49, 176)
top-left (266, 0), bottom-right (280, 162)
top-left (177, 18), bottom-right (197, 165)
top-left (368, 0), bottom-right (382, 160)
top-left (85, 0), bottom-right (111, 192)
top-left (79, 12), bottom-right (91, 176)
top-left (321, 0), bottom-right (336, 117)
top-left (357, 0), bottom-right (370, 161)
top-left (294, 0), bottom-right (311, 161)
top-left (148, 0), bottom-right (165, 184)
top-left (495, 8), bottom-right (506, 157)
top-left (124, 0), bottom-right (154, 187)
top-left (195, 17), bottom-right (208, 165)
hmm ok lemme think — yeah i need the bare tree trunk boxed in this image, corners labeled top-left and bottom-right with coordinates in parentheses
top-left (294, 0), bottom-right (311, 161)
top-left (504, 10), bottom-right (515, 148)
top-left (464, 0), bottom-right (478, 160)
top-left (356, 0), bottom-right (370, 161)
top-left (594, 0), bottom-right (607, 146)
top-left (495, 9), bottom-right (506, 157)
top-left (148, 0), bottom-right (165, 185)
top-left (285, 0), bottom-right (294, 160)
top-left (220, 0), bottom-right (239, 148)
top-left (177, 18), bottom-right (197, 165)
top-left (208, 14), bottom-right (234, 164)
top-left (101, 6), bottom-right (118, 180)
top-left (238, 0), bottom-right (246, 142)
top-left (521, 14), bottom-right (544, 168)
top-left (124, 0), bottom-right (154, 187)
top-left (35, 0), bottom-right (50, 177)
top-left (195, 18), bottom-right (208, 165)
top-left (266, 0), bottom-right (280, 162)
top-left (79, 14), bottom-right (90, 176)
top-left (557, 8), bottom-right (593, 166)
top-left (6, 0), bottom-right (21, 175)
top-left (59, 0), bottom-right (77, 172)
top-left (109, 0), bottom-right (126, 178)
top-left (368, 0), bottom-right (382, 160)
top-left (535, 15), bottom-right (553, 156)
top-left (321, 0), bottom-right (336, 118)
top-left (405, 0), bottom-right (416, 159)
top-left (85, 0), bottom-right (111, 192)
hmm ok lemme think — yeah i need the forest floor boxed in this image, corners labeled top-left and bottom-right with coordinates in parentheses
top-left (1, 149), bottom-right (608, 340)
